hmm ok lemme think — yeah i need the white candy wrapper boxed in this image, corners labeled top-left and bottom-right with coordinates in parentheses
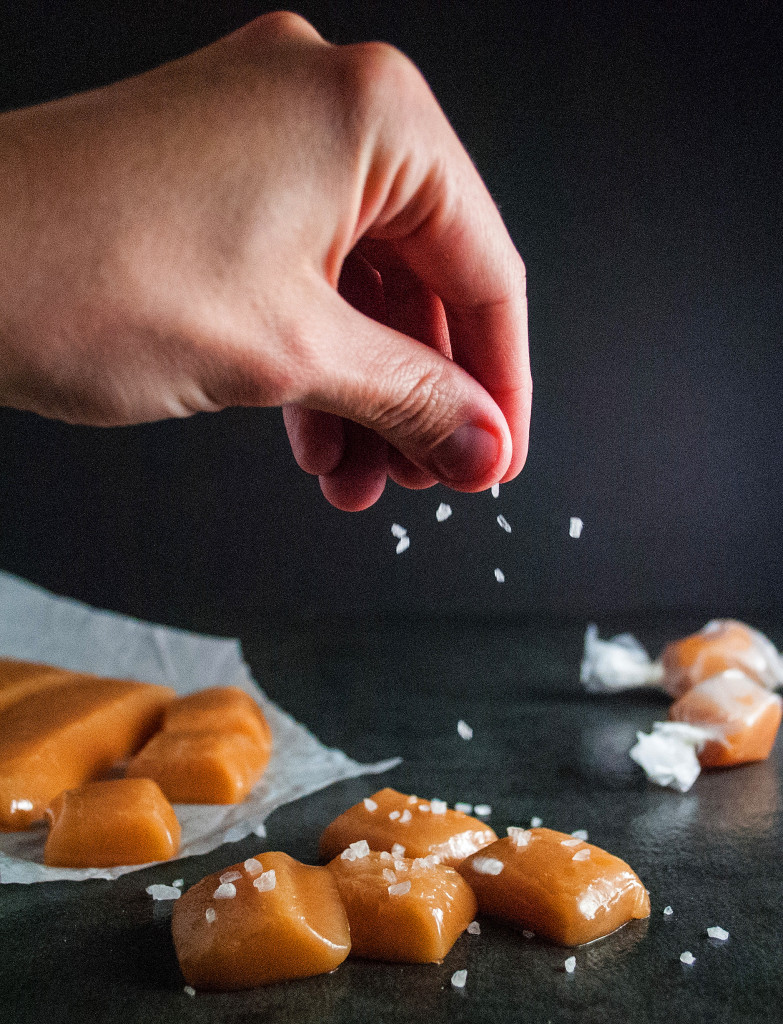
top-left (629, 722), bottom-right (715, 793)
top-left (0, 571), bottom-right (399, 883)
top-left (580, 624), bottom-right (664, 693)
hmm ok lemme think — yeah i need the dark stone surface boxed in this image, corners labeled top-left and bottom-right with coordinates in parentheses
top-left (1, 619), bottom-right (781, 1023)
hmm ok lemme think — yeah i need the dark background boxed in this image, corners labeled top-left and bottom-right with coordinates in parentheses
top-left (1, 0), bottom-right (781, 631)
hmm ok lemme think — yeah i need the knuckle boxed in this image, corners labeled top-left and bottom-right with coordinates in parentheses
top-left (338, 41), bottom-right (423, 118)
top-left (248, 10), bottom-right (320, 41)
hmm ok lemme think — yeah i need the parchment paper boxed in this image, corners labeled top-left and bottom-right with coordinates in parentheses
top-left (0, 570), bottom-right (399, 883)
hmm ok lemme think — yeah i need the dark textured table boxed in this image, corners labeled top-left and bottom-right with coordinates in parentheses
top-left (2, 618), bottom-right (781, 1024)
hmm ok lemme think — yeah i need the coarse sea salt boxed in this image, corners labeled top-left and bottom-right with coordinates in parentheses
top-left (205, 908), bottom-right (217, 924)
top-left (400, 809), bottom-right (412, 823)
top-left (572, 849), bottom-right (591, 862)
top-left (220, 870), bottom-right (242, 884)
top-left (213, 882), bottom-right (236, 900)
top-left (391, 523), bottom-right (407, 539)
top-left (455, 802), bottom-right (473, 814)
top-left (350, 840), bottom-right (370, 859)
top-left (244, 858), bottom-right (263, 876)
top-left (497, 514), bottom-right (512, 533)
top-left (146, 884), bottom-right (181, 901)
top-left (507, 827), bottom-right (532, 847)
top-left (457, 719), bottom-right (474, 740)
top-left (380, 851), bottom-right (393, 862)
top-left (363, 797), bottom-right (378, 812)
top-left (253, 870), bottom-right (276, 893)
top-left (391, 843), bottom-right (406, 859)
top-left (474, 804), bottom-right (492, 817)
top-left (172, 879), bottom-right (184, 888)
top-left (471, 856), bottom-right (504, 876)
top-left (530, 816), bottom-right (543, 828)
top-left (522, 930), bottom-right (535, 939)
top-left (430, 799), bottom-right (447, 815)
top-left (382, 869), bottom-right (397, 884)
top-left (680, 951), bottom-right (696, 966)
top-left (436, 503), bottom-right (452, 522)
top-left (571, 830), bottom-right (589, 841)
top-left (184, 986), bottom-right (196, 997)
top-left (467, 921), bottom-right (481, 936)
top-left (388, 880), bottom-right (411, 896)
top-left (396, 535), bottom-right (410, 555)
top-left (389, 810), bottom-right (401, 820)
top-left (564, 956), bottom-right (576, 974)
top-left (707, 926), bottom-right (729, 941)
top-left (394, 859), bottom-right (407, 872)
top-left (569, 517), bottom-right (584, 538)
top-left (663, 906), bottom-right (674, 916)
top-left (491, 484), bottom-right (500, 498)
top-left (412, 855), bottom-right (439, 870)
top-left (561, 838), bottom-right (582, 847)
top-left (451, 969), bottom-right (468, 989)
top-left (494, 568), bottom-right (505, 583)
top-left (418, 802), bottom-right (431, 812)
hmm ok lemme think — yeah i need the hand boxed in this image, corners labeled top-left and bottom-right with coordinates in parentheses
top-left (0, 12), bottom-right (530, 510)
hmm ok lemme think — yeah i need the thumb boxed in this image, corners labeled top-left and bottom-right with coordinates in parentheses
top-left (297, 282), bottom-right (513, 492)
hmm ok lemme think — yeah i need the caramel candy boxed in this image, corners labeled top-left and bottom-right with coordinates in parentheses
top-left (0, 659), bottom-right (76, 714)
top-left (44, 778), bottom-right (180, 867)
top-left (319, 788), bottom-right (497, 867)
top-left (172, 852), bottom-right (350, 990)
top-left (126, 730), bottom-right (269, 803)
top-left (161, 687), bottom-right (272, 750)
top-left (669, 669), bottom-right (782, 768)
top-left (328, 845), bottom-right (477, 962)
top-left (661, 620), bottom-right (782, 697)
top-left (0, 676), bottom-right (175, 830)
top-left (458, 828), bottom-right (650, 946)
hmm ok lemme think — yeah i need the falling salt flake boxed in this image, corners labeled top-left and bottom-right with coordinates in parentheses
top-left (564, 956), bottom-right (577, 974)
top-left (213, 882), bottom-right (236, 900)
top-left (430, 799), bottom-right (448, 815)
top-left (571, 830), bottom-right (589, 841)
top-left (349, 840), bottom-right (370, 859)
top-left (391, 523), bottom-right (407, 539)
top-left (400, 809), bottom-right (412, 823)
top-left (363, 797), bottom-right (378, 812)
top-left (474, 804), bottom-right (492, 817)
top-left (388, 880), bottom-right (412, 896)
top-left (382, 869), bottom-right (398, 884)
top-left (680, 951), bottom-right (696, 966)
top-left (451, 969), bottom-right (468, 989)
top-left (253, 870), bottom-right (276, 893)
top-left (432, 907), bottom-right (444, 927)
top-left (457, 719), bottom-right (474, 740)
top-left (530, 816), bottom-right (543, 828)
top-left (491, 483), bottom-right (500, 498)
top-left (467, 920), bottom-right (481, 935)
top-left (569, 517), bottom-right (584, 539)
top-left (497, 514), bottom-right (512, 533)
top-left (391, 842), bottom-right (406, 859)
top-left (472, 856), bottom-right (504, 876)
top-left (396, 535), bottom-right (411, 554)
top-left (572, 849), bottom-right (591, 862)
top-left (436, 503), bottom-right (452, 522)
top-left (561, 838), bottom-right (582, 847)
top-left (494, 568), bottom-right (505, 583)
top-left (184, 986), bottom-right (196, 997)
top-left (522, 930), bottom-right (535, 939)
top-left (707, 926), bottom-right (729, 941)
top-left (663, 906), bottom-right (674, 917)
top-left (455, 802), bottom-right (473, 814)
top-left (146, 884), bottom-right (181, 901)
top-left (507, 827), bottom-right (532, 847)
top-left (172, 879), bottom-right (184, 888)
top-left (220, 870), bottom-right (242, 884)
top-left (253, 823), bottom-right (267, 838)
top-left (244, 858), bottom-right (263, 877)
top-left (205, 907), bottom-right (216, 924)
top-left (389, 810), bottom-right (401, 820)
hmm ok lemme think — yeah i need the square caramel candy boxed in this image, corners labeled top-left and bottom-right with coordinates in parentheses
top-left (669, 669), bottom-right (782, 767)
top-left (328, 845), bottom-right (477, 962)
top-left (458, 828), bottom-right (650, 946)
top-left (172, 852), bottom-right (350, 990)
top-left (319, 788), bottom-right (497, 866)
top-left (44, 778), bottom-right (180, 868)
top-left (161, 687), bottom-right (272, 751)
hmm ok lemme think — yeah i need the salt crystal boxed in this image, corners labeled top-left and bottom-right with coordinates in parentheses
top-left (436, 503), bottom-right (452, 522)
top-left (572, 849), bottom-right (591, 862)
top-left (412, 855), bottom-right (439, 870)
top-left (394, 860), bottom-right (407, 872)
top-left (571, 830), bottom-right (589, 841)
top-left (467, 920), bottom-right (481, 935)
top-left (388, 880), bottom-right (411, 896)
top-left (494, 568), bottom-right (505, 583)
top-left (400, 809), bottom-right (412, 823)
top-left (213, 882), bottom-right (236, 900)
top-left (391, 523), bottom-right (407, 538)
top-left (389, 810), bottom-right (401, 820)
top-left (146, 884), bottom-right (181, 901)
top-left (363, 797), bottom-right (378, 812)
top-left (382, 869), bottom-right (397, 884)
top-left (349, 840), bottom-right (370, 859)
top-left (455, 802), bottom-right (473, 814)
top-left (707, 926), bottom-right (729, 941)
top-left (507, 827), bottom-right (532, 847)
top-left (341, 848), bottom-right (357, 861)
top-left (491, 483), bottom-right (500, 498)
top-left (205, 907), bottom-right (216, 924)
top-left (430, 799), bottom-right (447, 815)
top-left (680, 951), bottom-right (696, 966)
top-left (391, 843), bottom-right (406, 858)
top-left (184, 985), bottom-right (196, 997)
top-left (569, 517), bottom-right (584, 538)
top-left (418, 803), bottom-right (431, 812)
top-left (244, 858), bottom-right (263, 876)
top-left (172, 879), bottom-right (184, 888)
top-left (530, 816), bottom-right (543, 828)
top-left (471, 856), bottom-right (504, 876)
top-left (396, 535), bottom-right (410, 554)
top-left (522, 930), bottom-right (535, 939)
top-left (379, 851), bottom-right (393, 861)
top-left (457, 720), bottom-right (474, 740)
top-left (564, 956), bottom-right (576, 974)
top-left (663, 906), bottom-right (674, 916)
top-left (474, 804), bottom-right (492, 817)
top-left (561, 838), bottom-right (582, 847)
top-left (253, 870), bottom-right (276, 893)
top-left (407, 795), bottom-right (418, 804)
top-left (451, 969), bottom-right (468, 989)
top-left (220, 870), bottom-right (242, 884)
top-left (253, 822), bottom-right (267, 838)
top-left (497, 514), bottom-right (512, 533)
top-left (432, 907), bottom-right (444, 927)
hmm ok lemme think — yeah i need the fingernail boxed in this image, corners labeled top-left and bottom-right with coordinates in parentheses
top-left (429, 422), bottom-right (500, 486)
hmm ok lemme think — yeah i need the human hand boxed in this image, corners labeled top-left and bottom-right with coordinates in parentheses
top-left (0, 12), bottom-right (530, 510)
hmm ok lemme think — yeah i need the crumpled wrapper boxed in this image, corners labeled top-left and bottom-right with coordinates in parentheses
top-left (0, 570), bottom-right (399, 883)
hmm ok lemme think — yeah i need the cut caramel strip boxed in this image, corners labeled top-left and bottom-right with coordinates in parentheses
top-left (161, 687), bottom-right (272, 750)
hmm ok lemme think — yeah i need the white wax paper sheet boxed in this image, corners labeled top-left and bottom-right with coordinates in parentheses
top-left (0, 570), bottom-right (399, 883)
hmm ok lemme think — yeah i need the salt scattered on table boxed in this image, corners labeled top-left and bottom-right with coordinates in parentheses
top-left (213, 882), bottom-right (236, 900)
top-left (457, 719), bottom-right (474, 740)
top-left (494, 568), bottom-right (505, 583)
top-left (707, 926), bottom-right (729, 941)
top-left (396, 535), bottom-right (410, 555)
top-left (569, 517), bottom-right (583, 538)
top-left (436, 503), bottom-right (452, 522)
top-left (172, 879), bottom-right (184, 888)
top-left (564, 956), bottom-right (576, 974)
top-left (474, 804), bottom-right (492, 817)
top-left (467, 920), bottom-right (481, 935)
top-left (680, 951), bottom-right (696, 966)
top-left (451, 969), bottom-right (468, 989)
top-left (663, 905), bottom-right (674, 916)
top-left (146, 884), bottom-right (181, 901)
top-left (184, 986), bottom-right (196, 997)
top-left (522, 930), bottom-right (535, 939)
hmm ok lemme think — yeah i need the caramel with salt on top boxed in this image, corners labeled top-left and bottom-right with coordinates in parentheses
top-left (669, 669), bottom-right (782, 768)
top-left (172, 851), bottom-right (350, 990)
top-left (661, 620), bottom-right (781, 697)
top-left (44, 778), bottom-right (180, 867)
top-left (458, 828), bottom-right (650, 946)
top-left (328, 846), bottom-right (477, 963)
top-left (319, 788), bottom-right (497, 867)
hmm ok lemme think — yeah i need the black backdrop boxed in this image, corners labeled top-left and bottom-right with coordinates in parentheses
top-left (1, 1), bottom-right (781, 630)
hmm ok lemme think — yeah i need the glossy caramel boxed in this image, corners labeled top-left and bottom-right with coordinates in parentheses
top-left (172, 852), bottom-right (350, 990)
top-left (161, 687), bottom-right (272, 750)
top-left (44, 778), bottom-right (180, 867)
top-left (319, 788), bottom-right (497, 866)
top-left (661, 620), bottom-right (781, 697)
top-left (458, 828), bottom-right (650, 946)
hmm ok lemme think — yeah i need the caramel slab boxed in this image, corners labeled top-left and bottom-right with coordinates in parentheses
top-left (172, 852), bottom-right (350, 990)
top-left (319, 788), bottom-right (497, 866)
top-left (458, 828), bottom-right (650, 946)
top-left (161, 687), bottom-right (272, 751)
